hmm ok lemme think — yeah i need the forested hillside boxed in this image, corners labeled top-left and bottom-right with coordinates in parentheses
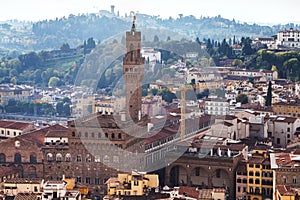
top-left (1, 10), bottom-right (300, 53)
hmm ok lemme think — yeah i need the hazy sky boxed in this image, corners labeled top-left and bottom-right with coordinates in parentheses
top-left (0, 0), bottom-right (299, 25)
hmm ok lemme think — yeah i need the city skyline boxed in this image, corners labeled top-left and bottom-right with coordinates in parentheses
top-left (0, 0), bottom-right (299, 25)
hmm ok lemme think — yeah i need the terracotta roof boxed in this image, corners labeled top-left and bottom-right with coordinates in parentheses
top-left (14, 193), bottom-right (38, 200)
top-left (178, 186), bottom-right (199, 199)
top-left (274, 116), bottom-right (297, 123)
top-left (276, 185), bottom-right (295, 196)
top-left (45, 130), bottom-right (69, 138)
top-left (20, 124), bottom-right (67, 145)
top-left (248, 157), bottom-right (265, 164)
top-left (0, 120), bottom-right (32, 130)
top-left (4, 178), bottom-right (42, 184)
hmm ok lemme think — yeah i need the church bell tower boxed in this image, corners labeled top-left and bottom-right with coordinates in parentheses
top-left (123, 16), bottom-right (145, 122)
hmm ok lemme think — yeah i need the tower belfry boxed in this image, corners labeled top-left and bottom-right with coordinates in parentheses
top-left (123, 16), bottom-right (145, 122)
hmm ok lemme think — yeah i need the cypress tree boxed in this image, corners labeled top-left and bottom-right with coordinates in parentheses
top-left (265, 81), bottom-right (272, 106)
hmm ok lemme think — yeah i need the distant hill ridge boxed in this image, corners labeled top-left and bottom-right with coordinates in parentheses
top-left (0, 10), bottom-right (300, 51)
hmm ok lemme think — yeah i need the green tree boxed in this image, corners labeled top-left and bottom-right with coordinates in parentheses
top-left (48, 76), bottom-right (61, 87)
top-left (265, 81), bottom-right (272, 106)
top-left (151, 88), bottom-right (158, 96)
top-left (60, 43), bottom-right (71, 52)
top-left (236, 94), bottom-right (248, 104)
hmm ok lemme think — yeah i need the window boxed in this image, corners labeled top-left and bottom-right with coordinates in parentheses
top-left (134, 181), bottom-right (139, 186)
top-left (86, 154), bottom-right (91, 162)
top-left (72, 132), bottom-right (75, 137)
top-left (238, 186), bottom-right (241, 193)
top-left (195, 168), bottom-right (200, 176)
top-left (91, 132), bottom-right (95, 138)
top-left (216, 169), bottom-right (221, 178)
top-left (76, 176), bottom-right (82, 183)
top-left (94, 155), bottom-right (101, 162)
top-left (277, 138), bottom-right (280, 145)
top-left (77, 155), bottom-right (82, 162)
top-left (249, 178), bottom-right (253, 184)
top-left (255, 172), bottom-right (260, 176)
top-left (98, 133), bottom-right (101, 139)
top-left (86, 177), bottom-right (91, 184)
top-left (287, 128), bottom-right (290, 132)
top-left (255, 187), bottom-right (260, 194)
top-left (111, 133), bottom-right (115, 139)
top-left (0, 153), bottom-right (6, 163)
top-left (95, 178), bottom-right (101, 185)
top-left (118, 133), bottom-right (122, 139)
top-left (65, 153), bottom-right (71, 162)
top-left (30, 154), bottom-right (37, 163)
top-left (255, 179), bottom-right (260, 184)
top-left (103, 155), bottom-right (109, 164)
top-left (113, 156), bottom-right (119, 163)
top-left (47, 153), bottom-right (53, 161)
top-left (293, 176), bottom-right (297, 184)
top-left (250, 187), bottom-right (253, 193)
top-left (85, 132), bottom-right (88, 138)
top-left (249, 171), bottom-right (254, 176)
top-left (56, 153), bottom-right (62, 162)
top-left (105, 133), bottom-right (108, 138)
top-left (14, 153), bottom-right (22, 164)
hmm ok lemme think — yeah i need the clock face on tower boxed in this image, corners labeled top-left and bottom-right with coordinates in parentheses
top-left (123, 17), bottom-right (145, 122)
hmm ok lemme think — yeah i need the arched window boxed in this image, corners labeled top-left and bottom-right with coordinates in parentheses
top-left (77, 155), bottom-right (82, 162)
top-left (105, 133), bottom-right (108, 138)
top-left (118, 133), bottom-right (122, 139)
top-left (255, 187), bottom-right (260, 194)
top-left (47, 153), bottom-right (53, 162)
top-left (0, 153), bottom-right (6, 163)
top-left (94, 155), bottom-right (101, 163)
top-left (98, 133), bottom-right (101, 139)
top-left (56, 153), bottom-right (62, 162)
top-left (30, 154), bottom-right (37, 163)
top-left (86, 154), bottom-right (91, 162)
top-left (111, 133), bottom-right (115, 139)
top-left (103, 155), bottom-right (110, 164)
top-left (283, 176), bottom-right (287, 184)
top-left (65, 153), bottom-right (71, 162)
top-left (14, 153), bottom-right (22, 164)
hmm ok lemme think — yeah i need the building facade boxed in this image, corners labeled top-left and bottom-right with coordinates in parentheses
top-left (277, 28), bottom-right (300, 48)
